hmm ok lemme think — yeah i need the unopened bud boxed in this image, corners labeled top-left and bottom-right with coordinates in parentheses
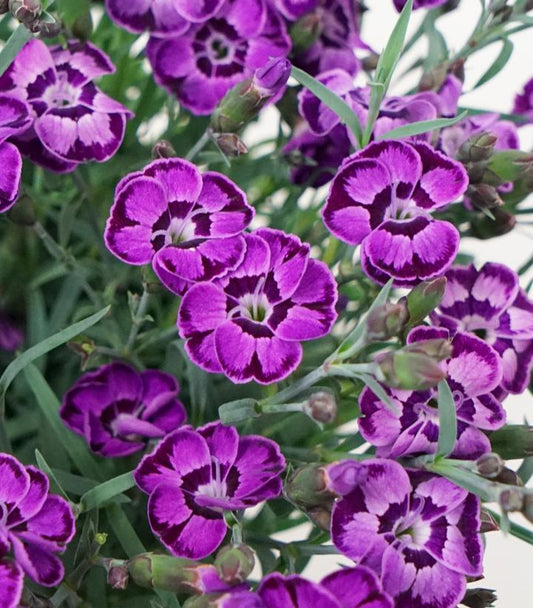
top-left (307, 506), bottom-right (331, 531)
top-left (479, 509), bottom-right (499, 533)
top-left (361, 53), bottom-right (380, 71)
top-left (305, 391), bottom-right (337, 423)
top-left (460, 588), bottom-right (497, 608)
top-left (499, 487), bottom-right (524, 512)
top-left (419, 64), bottom-right (449, 92)
top-left (152, 140), bottom-right (176, 159)
top-left (488, 149), bottom-right (533, 183)
top-left (290, 12), bottom-right (322, 51)
top-left (211, 58), bottom-right (291, 133)
top-left (476, 453), bottom-right (504, 479)
top-left (285, 464), bottom-right (334, 510)
top-left (9, 0), bottom-right (41, 26)
top-left (213, 133), bottom-right (248, 157)
top-left (490, 425), bottom-right (533, 459)
top-left (470, 207), bottom-right (516, 240)
top-left (0, 0), bottom-right (9, 13)
top-left (375, 340), bottom-right (451, 391)
top-left (467, 184), bottom-right (504, 211)
top-left (104, 559), bottom-right (129, 590)
top-left (522, 494), bottom-right (533, 524)
top-left (214, 545), bottom-right (254, 585)
top-left (38, 19), bottom-right (63, 38)
top-left (458, 132), bottom-right (497, 165)
top-left (493, 466), bottom-right (523, 486)
top-left (406, 277), bottom-right (447, 327)
top-left (366, 301), bottom-right (409, 341)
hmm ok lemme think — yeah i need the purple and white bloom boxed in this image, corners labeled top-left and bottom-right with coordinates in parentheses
top-left (322, 140), bottom-right (468, 287)
top-left (433, 262), bottom-right (533, 394)
top-left (359, 326), bottom-right (506, 459)
top-left (0, 39), bottom-right (133, 173)
top-left (0, 453), bottom-right (76, 603)
top-left (178, 228), bottom-right (338, 384)
top-left (146, 0), bottom-right (290, 115)
top-left (0, 94), bottom-right (31, 213)
top-left (105, 157), bottom-right (254, 296)
top-left (513, 77), bottom-right (533, 124)
top-left (134, 421), bottom-right (285, 559)
top-left (105, 0), bottom-right (226, 38)
top-left (283, 123), bottom-right (351, 188)
top-left (273, 0), bottom-right (318, 21)
top-left (393, 0), bottom-right (448, 9)
top-left (330, 459), bottom-right (483, 608)
top-left (60, 362), bottom-right (187, 457)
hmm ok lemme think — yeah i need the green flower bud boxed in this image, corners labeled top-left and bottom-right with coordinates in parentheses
top-left (103, 559), bottom-right (129, 590)
top-left (467, 184), bottom-right (504, 211)
top-left (460, 588), bottom-right (497, 608)
top-left (285, 464), bottom-right (334, 511)
top-left (38, 18), bottom-right (63, 38)
top-left (307, 505), bottom-right (332, 531)
top-left (479, 509), bottom-right (499, 533)
top-left (128, 553), bottom-right (206, 593)
top-left (475, 453), bottom-right (504, 479)
top-left (214, 545), bottom-right (255, 585)
top-left (0, 0), bottom-right (9, 13)
top-left (9, 0), bottom-right (41, 26)
top-left (489, 425), bottom-right (533, 459)
top-left (470, 208), bottom-right (516, 240)
top-left (499, 488), bottom-right (524, 513)
top-left (488, 149), bottom-right (533, 183)
top-left (213, 133), bottom-right (248, 157)
top-left (152, 140), bottom-right (176, 159)
top-left (366, 301), bottom-right (409, 341)
top-left (406, 277), bottom-right (447, 328)
top-left (305, 391), bottom-right (337, 424)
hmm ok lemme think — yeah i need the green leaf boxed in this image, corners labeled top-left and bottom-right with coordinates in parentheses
top-left (353, 372), bottom-right (400, 415)
top-left (80, 472), bottom-right (135, 512)
top-left (290, 65), bottom-right (363, 145)
top-left (485, 509), bottom-right (533, 546)
top-left (473, 38), bottom-right (513, 89)
top-left (0, 305), bottom-right (110, 412)
top-left (0, 24), bottom-right (32, 78)
top-left (363, 0), bottom-right (413, 144)
top-left (436, 379), bottom-right (457, 457)
top-left (23, 364), bottom-right (103, 481)
top-left (219, 398), bottom-right (259, 425)
top-left (376, 111), bottom-right (467, 141)
top-left (35, 450), bottom-right (70, 501)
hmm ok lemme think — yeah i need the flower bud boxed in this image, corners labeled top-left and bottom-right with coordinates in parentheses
top-left (522, 494), bottom-right (533, 524)
top-left (128, 554), bottom-right (230, 594)
top-left (406, 277), bottom-right (447, 328)
top-left (38, 19), bottom-right (63, 38)
top-left (361, 53), bottom-right (380, 71)
top-left (419, 63), bottom-right (449, 92)
top-left (213, 133), bottom-right (248, 157)
top-left (489, 425), bottom-right (533, 459)
top-left (460, 588), bottom-right (497, 608)
top-left (152, 140), bottom-right (176, 159)
top-left (211, 58), bottom-right (291, 133)
top-left (470, 207), bottom-right (516, 240)
top-left (290, 12), bottom-right (322, 51)
top-left (375, 340), bottom-right (451, 391)
top-left (307, 506), bottom-right (332, 531)
top-left (475, 453), bottom-right (504, 479)
top-left (366, 301), bottom-right (409, 341)
top-left (215, 545), bottom-right (254, 585)
top-left (499, 488), bottom-right (524, 513)
top-left (479, 509), bottom-right (499, 533)
top-left (458, 131), bottom-right (498, 165)
top-left (467, 184), bottom-right (504, 211)
top-left (103, 559), bottom-right (129, 590)
top-left (488, 149), bottom-right (533, 183)
top-left (494, 466), bottom-right (523, 486)
top-left (305, 391), bottom-right (337, 424)
top-left (284, 464), bottom-right (334, 511)
top-left (9, 0), bottom-right (41, 26)
top-left (0, 0), bottom-right (9, 13)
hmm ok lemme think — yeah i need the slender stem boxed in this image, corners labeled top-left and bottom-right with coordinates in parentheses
top-left (261, 366), bottom-right (328, 407)
top-left (485, 509), bottom-right (533, 546)
top-left (124, 287), bottom-right (151, 354)
top-left (186, 130), bottom-right (211, 162)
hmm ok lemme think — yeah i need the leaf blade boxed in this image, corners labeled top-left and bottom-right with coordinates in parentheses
top-left (80, 472), bottom-right (135, 512)
top-left (436, 379), bottom-right (457, 457)
top-left (376, 111), bottom-right (468, 141)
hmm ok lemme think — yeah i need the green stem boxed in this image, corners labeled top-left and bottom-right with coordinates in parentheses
top-left (186, 130), bottom-right (212, 162)
top-left (261, 366), bottom-right (328, 407)
top-left (485, 509), bottom-right (533, 546)
top-left (124, 287), bottom-right (151, 354)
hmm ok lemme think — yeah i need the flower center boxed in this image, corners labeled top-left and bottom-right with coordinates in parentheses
top-left (228, 277), bottom-right (272, 323)
top-left (393, 498), bottom-right (429, 546)
top-left (210, 36), bottom-right (230, 61)
top-left (44, 74), bottom-right (78, 108)
top-left (195, 457), bottom-right (228, 510)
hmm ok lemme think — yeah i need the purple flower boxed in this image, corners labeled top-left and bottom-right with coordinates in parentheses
top-left (105, 0), bottom-right (227, 38)
top-left (0, 313), bottom-right (23, 351)
top-left (134, 421), bottom-right (285, 559)
top-left (273, 0), bottom-right (319, 21)
top-left (322, 139), bottom-right (468, 287)
top-left (513, 77), bottom-right (533, 123)
top-left (0, 453), bottom-right (76, 603)
top-left (146, 0), bottom-right (290, 115)
top-left (359, 326), bottom-right (506, 460)
top-left (330, 459), bottom-right (483, 608)
top-left (0, 39), bottom-right (133, 173)
top-left (178, 228), bottom-right (338, 384)
top-left (433, 262), bottom-right (533, 394)
top-left (104, 157), bottom-right (254, 296)
top-left (0, 94), bottom-right (31, 213)
top-left (282, 123), bottom-right (351, 188)
top-left (393, 0), bottom-right (448, 9)
top-left (60, 362), bottom-right (187, 457)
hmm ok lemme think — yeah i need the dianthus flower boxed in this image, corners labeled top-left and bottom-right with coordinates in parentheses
top-left (0, 95), bottom-right (31, 213)
top-left (105, 0), bottom-right (225, 37)
top-left (513, 77), bottom-right (533, 123)
top-left (104, 157), bottom-right (254, 296)
top-left (359, 326), bottom-right (505, 459)
top-left (298, 70), bottom-right (439, 142)
top-left (134, 421), bottom-right (285, 559)
top-left (60, 362), bottom-right (186, 457)
top-left (432, 262), bottom-right (533, 394)
top-left (0, 453), bottom-right (76, 607)
top-left (0, 39), bottom-right (132, 173)
top-left (178, 228), bottom-right (338, 384)
top-left (322, 140), bottom-right (468, 286)
top-left (330, 459), bottom-right (482, 608)
top-left (146, 0), bottom-right (290, 115)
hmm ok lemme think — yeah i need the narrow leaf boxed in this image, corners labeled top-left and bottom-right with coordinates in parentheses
top-left (473, 38), bottom-right (513, 89)
top-left (436, 379), bottom-right (457, 457)
top-left (353, 372), bottom-right (400, 415)
top-left (23, 364), bottom-right (103, 481)
top-left (0, 305), bottom-right (110, 411)
top-left (290, 65), bottom-right (363, 144)
top-left (80, 472), bottom-right (135, 512)
top-left (0, 24), bottom-right (32, 78)
top-left (377, 111), bottom-right (467, 141)
top-left (35, 450), bottom-right (70, 501)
